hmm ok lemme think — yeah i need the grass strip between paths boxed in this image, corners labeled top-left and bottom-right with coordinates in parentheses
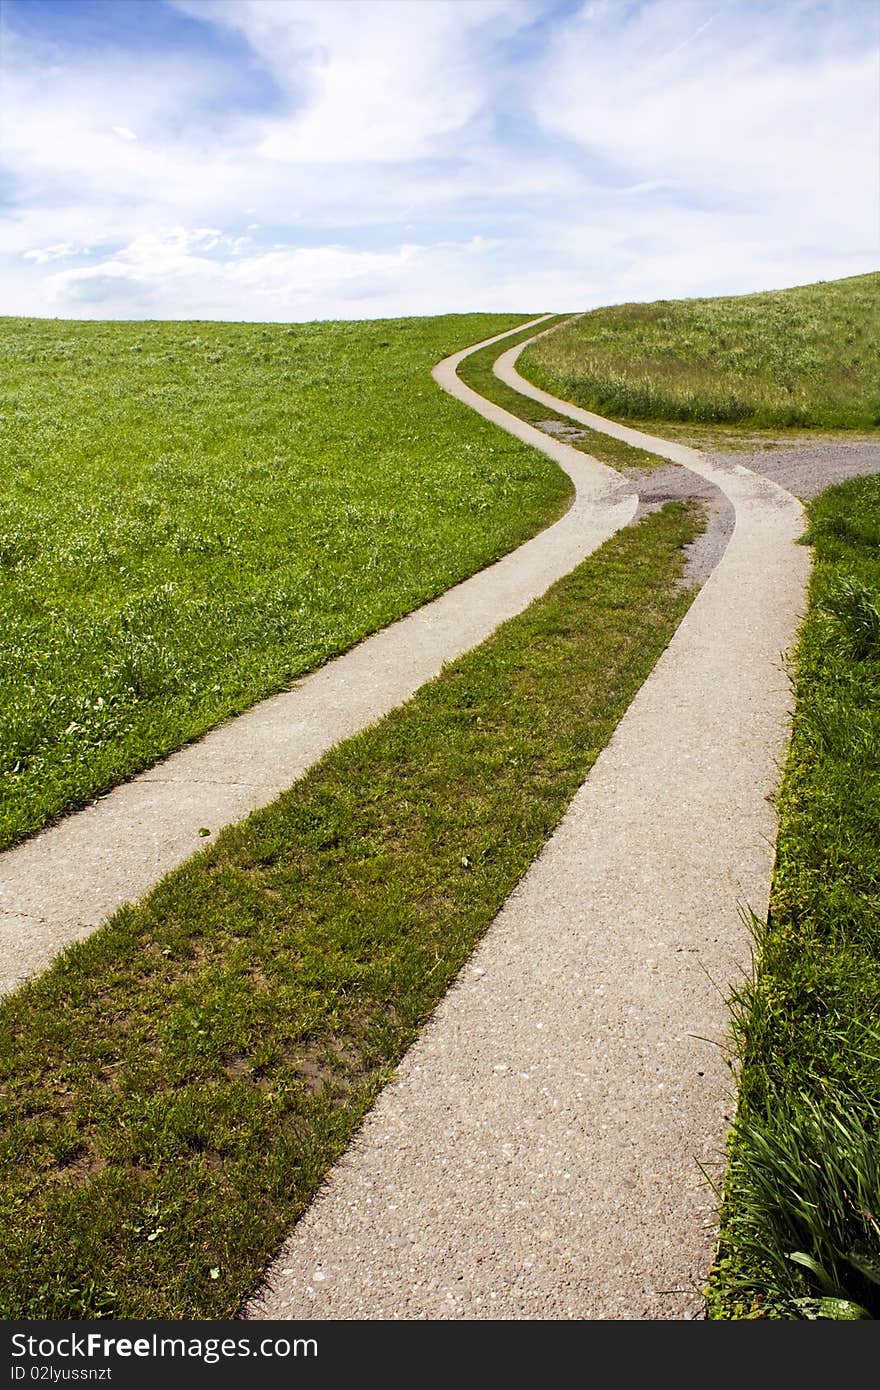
top-left (0, 502), bottom-right (702, 1319)
top-left (456, 316), bottom-right (668, 473)
top-left (708, 471), bottom-right (880, 1319)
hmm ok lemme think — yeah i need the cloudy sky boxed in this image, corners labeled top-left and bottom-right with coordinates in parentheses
top-left (1, 0), bottom-right (877, 321)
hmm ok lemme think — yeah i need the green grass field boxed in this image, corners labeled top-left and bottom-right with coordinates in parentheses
top-left (519, 272), bottom-right (880, 430)
top-left (709, 474), bottom-right (880, 1319)
top-left (0, 313), bottom-right (574, 851)
top-left (0, 502), bottom-right (702, 1318)
top-left (9, 281), bottom-right (880, 1321)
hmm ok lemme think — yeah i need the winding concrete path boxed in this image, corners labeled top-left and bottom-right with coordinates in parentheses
top-left (0, 318), bottom-right (636, 995)
top-left (248, 335), bottom-right (811, 1320)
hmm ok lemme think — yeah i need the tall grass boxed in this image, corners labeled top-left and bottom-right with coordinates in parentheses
top-left (709, 472), bottom-right (880, 1319)
top-left (519, 272), bottom-right (880, 429)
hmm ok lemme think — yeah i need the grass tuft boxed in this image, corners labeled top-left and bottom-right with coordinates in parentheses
top-left (717, 1089), bottom-right (880, 1320)
top-left (821, 576), bottom-right (880, 661)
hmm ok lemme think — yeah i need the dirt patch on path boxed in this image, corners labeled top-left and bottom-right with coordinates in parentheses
top-left (538, 433), bottom-right (880, 589)
top-left (632, 439), bottom-right (880, 590)
top-left (533, 418), bottom-right (734, 589)
top-left (625, 465), bottom-right (732, 588)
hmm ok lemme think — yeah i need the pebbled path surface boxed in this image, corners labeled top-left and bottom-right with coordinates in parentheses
top-left (248, 332), bottom-right (811, 1322)
top-left (0, 318), bottom-right (636, 995)
top-left (711, 441), bottom-right (880, 501)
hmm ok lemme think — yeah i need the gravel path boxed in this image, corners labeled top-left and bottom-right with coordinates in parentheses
top-left (246, 342), bottom-right (812, 1322)
top-left (0, 318), bottom-right (636, 995)
top-left (711, 441), bottom-right (880, 500)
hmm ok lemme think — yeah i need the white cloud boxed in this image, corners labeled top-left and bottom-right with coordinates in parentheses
top-left (22, 241), bottom-right (78, 265)
top-left (0, 0), bottom-right (876, 320)
top-left (173, 0), bottom-right (534, 163)
top-left (37, 226), bottom-right (513, 320)
top-left (532, 0), bottom-right (878, 252)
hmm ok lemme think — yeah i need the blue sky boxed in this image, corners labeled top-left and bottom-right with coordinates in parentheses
top-left (1, 0), bottom-right (877, 320)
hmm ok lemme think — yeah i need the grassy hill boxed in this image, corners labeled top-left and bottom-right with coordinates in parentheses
top-left (0, 313), bottom-right (571, 850)
top-left (519, 272), bottom-right (880, 430)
